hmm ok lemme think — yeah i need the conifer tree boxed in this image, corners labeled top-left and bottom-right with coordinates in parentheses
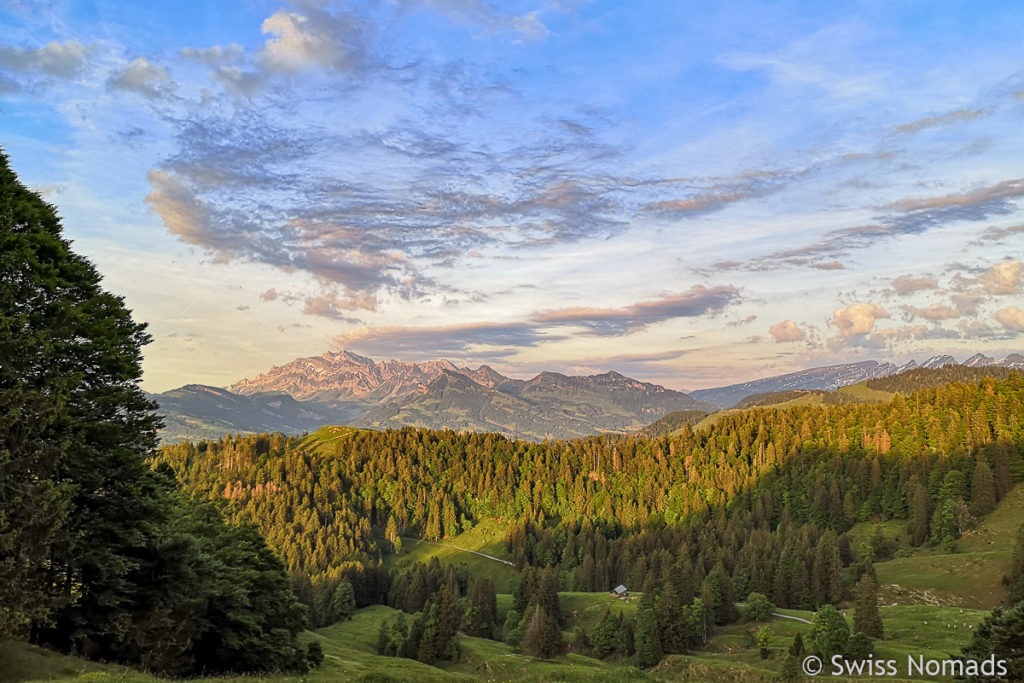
top-left (853, 563), bottom-right (884, 639)
top-left (635, 591), bottom-right (663, 667)
top-left (971, 460), bottom-right (997, 516)
top-left (522, 603), bottom-right (566, 659)
top-left (376, 620), bottom-right (391, 654)
top-left (959, 601), bottom-right (1024, 681)
top-left (780, 633), bottom-right (805, 680)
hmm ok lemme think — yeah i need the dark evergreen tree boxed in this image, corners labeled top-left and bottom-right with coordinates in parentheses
top-left (853, 563), bottom-right (884, 639)
top-left (591, 609), bottom-right (621, 659)
top-left (502, 609), bottom-right (523, 648)
top-left (780, 633), bottom-right (805, 680)
top-left (0, 151), bottom-right (313, 676)
top-left (971, 460), bottom-right (997, 516)
top-left (376, 620), bottom-right (391, 654)
top-left (959, 601), bottom-right (1024, 681)
top-left (635, 591), bottom-right (663, 667)
top-left (521, 603), bottom-right (566, 659)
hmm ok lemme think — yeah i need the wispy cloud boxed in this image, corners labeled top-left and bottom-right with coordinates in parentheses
top-left (180, 44), bottom-right (244, 65)
top-left (414, 0), bottom-right (550, 41)
top-left (332, 321), bottom-right (555, 358)
top-left (894, 108), bottom-right (986, 134)
top-left (533, 286), bottom-right (739, 335)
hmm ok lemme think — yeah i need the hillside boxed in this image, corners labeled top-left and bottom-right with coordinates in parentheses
top-left (361, 369), bottom-right (716, 440)
top-left (149, 384), bottom-right (342, 443)
top-left (690, 354), bottom-right (1024, 408)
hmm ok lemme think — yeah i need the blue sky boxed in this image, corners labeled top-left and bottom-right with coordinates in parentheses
top-left (2, 0), bottom-right (1023, 392)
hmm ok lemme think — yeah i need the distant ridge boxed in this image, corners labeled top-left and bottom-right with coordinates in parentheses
top-left (150, 350), bottom-right (1023, 442)
top-left (689, 354), bottom-right (1024, 408)
top-left (155, 351), bottom-right (714, 442)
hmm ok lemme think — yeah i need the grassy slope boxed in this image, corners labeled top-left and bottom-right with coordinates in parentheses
top-left (837, 382), bottom-right (896, 402)
top-left (873, 484), bottom-right (1023, 609)
top-left (687, 385), bottom-right (888, 434)
top-left (384, 518), bottom-right (517, 594)
top-left (2, 599), bottom-right (997, 683)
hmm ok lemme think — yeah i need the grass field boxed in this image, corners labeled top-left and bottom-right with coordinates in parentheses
top-left (871, 484), bottom-right (1022, 609)
top-left (298, 425), bottom-right (366, 457)
top-left (837, 382), bottom-right (896, 402)
top-left (0, 599), bottom-right (995, 683)
top-left (384, 518), bottom-right (517, 593)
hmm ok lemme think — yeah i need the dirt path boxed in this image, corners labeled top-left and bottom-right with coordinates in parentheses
top-left (773, 612), bottom-right (812, 624)
top-left (400, 537), bottom-right (513, 566)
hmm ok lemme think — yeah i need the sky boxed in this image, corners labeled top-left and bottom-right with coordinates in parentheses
top-left (2, 0), bottom-right (1023, 393)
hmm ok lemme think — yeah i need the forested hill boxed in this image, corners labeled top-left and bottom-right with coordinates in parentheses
top-left (155, 373), bottom-right (1024, 623)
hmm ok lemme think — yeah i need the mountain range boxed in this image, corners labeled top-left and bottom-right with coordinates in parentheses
top-left (149, 350), bottom-right (1024, 443)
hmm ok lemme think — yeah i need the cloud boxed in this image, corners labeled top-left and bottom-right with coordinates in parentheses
top-left (891, 275), bottom-right (938, 296)
top-left (901, 303), bottom-right (958, 321)
top-left (950, 290), bottom-right (987, 315)
top-left (180, 44), bottom-right (244, 65)
top-left (260, 288), bottom-right (279, 301)
top-left (727, 315), bottom-right (757, 327)
top-left (417, 0), bottom-right (549, 41)
top-left (725, 177), bottom-right (1024, 273)
top-left (994, 306), bottom-right (1024, 332)
top-left (971, 223), bottom-right (1024, 245)
top-left (110, 57), bottom-right (176, 98)
top-left (533, 285), bottom-right (740, 335)
top-left (259, 7), bottom-right (366, 72)
top-left (958, 319), bottom-right (1011, 339)
top-left (811, 260), bottom-right (845, 270)
top-left (302, 289), bottom-right (369, 320)
top-left (769, 320), bottom-right (806, 342)
top-left (332, 321), bottom-right (553, 358)
top-left (883, 179), bottom-right (1024, 212)
top-left (831, 302), bottom-right (889, 339)
top-left (894, 108), bottom-right (986, 134)
top-left (144, 169), bottom-right (220, 248)
top-left (978, 259), bottom-right (1023, 295)
top-left (210, 66), bottom-right (265, 97)
top-left (0, 40), bottom-right (92, 78)
top-left (644, 168), bottom-right (803, 218)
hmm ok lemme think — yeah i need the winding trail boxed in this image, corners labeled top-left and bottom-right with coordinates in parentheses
top-left (400, 537), bottom-right (513, 566)
top-left (773, 612), bottom-right (812, 624)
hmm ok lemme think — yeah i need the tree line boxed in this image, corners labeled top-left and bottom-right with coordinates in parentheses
top-left (0, 151), bottom-right (318, 675)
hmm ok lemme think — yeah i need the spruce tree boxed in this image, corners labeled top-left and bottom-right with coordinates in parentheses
top-left (781, 632), bottom-right (805, 680)
top-left (635, 591), bottom-right (663, 667)
top-left (853, 563), bottom-right (884, 639)
top-left (959, 602), bottom-right (1024, 681)
top-left (376, 620), bottom-right (391, 654)
top-left (971, 459), bottom-right (997, 516)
